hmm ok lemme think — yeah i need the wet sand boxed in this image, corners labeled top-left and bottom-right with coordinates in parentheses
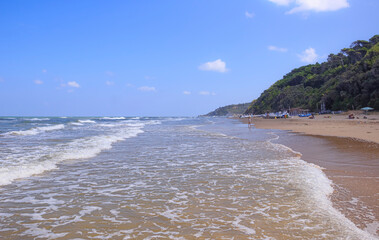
top-left (275, 132), bottom-right (379, 236)
top-left (238, 116), bottom-right (379, 236)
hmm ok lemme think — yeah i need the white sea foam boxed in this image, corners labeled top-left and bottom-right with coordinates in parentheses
top-left (267, 133), bottom-right (377, 240)
top-left (79, 206), bottom-right (102, 216)
top-left (1, 118), bottom-right (376, 239)
top-left (100, 117), bottom-right (126, 120)
top-left (120, 120), bottom-right (161, 127)
top-left (0, 123), bottom-right (147, 186)
top-left (78, 119), bottom-right (96, 123)
top-left (160, 208), bottom-right (181, 222)
top-left (21, 223), bottom-right (68, 239)
top-left (28, 118), bottom-right (50, 121)
top-left (232, 215), bottom-right (256, 235)
top-left (365, 222), bottom-right (379, 237)
top-left (289, 157), bottom-right (376, 239)
top-left (59, 128), bottom-right (143, 161)
top-left (39, 124), bottom-right (65, 132)
top-left (0, 161), bottom-right (57, 186)
top-left (70, 122), bottom-right (84, 126)
top-left (164, 117), bottom-right (187, 122)
top-left (97, 123), bottom-right (118, 127)
top-left (5, 124), bottom-right (65, 136)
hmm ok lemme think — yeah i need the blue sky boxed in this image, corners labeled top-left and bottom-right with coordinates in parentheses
top-left (0, 0), bottom-right (378, 116)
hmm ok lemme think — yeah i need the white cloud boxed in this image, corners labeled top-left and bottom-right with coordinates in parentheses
top-left (138, 86), bottom-right (156, 92)
top-left (268, 0), bottom-right (292, 6)
top-left (268, 0), bottom-right (349, 13)
top-left (289, 0), bottom-right (349, 13)
top-left (298, 47), bottom-right (318, 63)
top-left (183, 91), bottom-right (191, 95)
top-left (67, 81), bottom-right (80, 88)
top-left (268, 45), bottom-right (288, 52)
top-left (34, 80), bottom-right (43, 85)
top-left (105, 81), bottom-right (114, 86)
top-left (199, 59), bottom-right (228, 73)
top-left (126, 83), bottom-right (133, 87)
top-left (245, 11), bottom-right (255, 18)
top-left (42, 69), bottom-right (47, 73)
top-left (199, 91), bottom-right (216, 96)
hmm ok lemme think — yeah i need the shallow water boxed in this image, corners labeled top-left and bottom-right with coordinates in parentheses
top-left (0, 117), bottom-right (376, 239)
top-left (273, 131), bottom-right (379, 237)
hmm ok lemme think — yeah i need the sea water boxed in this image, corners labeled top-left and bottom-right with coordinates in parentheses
top-left (0, 117), bottom-right (376, 239)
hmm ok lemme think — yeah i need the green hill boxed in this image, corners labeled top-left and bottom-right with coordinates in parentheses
top-left (204, 102), bottom-right (251, 116)
top-left (245, 35), bottom-right (379, 114)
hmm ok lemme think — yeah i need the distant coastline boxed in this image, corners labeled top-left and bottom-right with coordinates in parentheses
top-left (204, 35), bottom-right (378, 120)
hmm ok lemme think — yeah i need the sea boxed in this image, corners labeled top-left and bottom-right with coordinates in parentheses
top-left (0, 116), bottom-right (376, 239)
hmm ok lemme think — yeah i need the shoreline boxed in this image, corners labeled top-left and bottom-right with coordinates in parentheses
top-left (246, 113), bottom-right (379, 144)
top-left (237, 116), bottom-right (379, 236)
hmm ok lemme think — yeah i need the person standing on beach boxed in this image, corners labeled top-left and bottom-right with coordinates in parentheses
top-left (248, 116), bottom-right (252, 128)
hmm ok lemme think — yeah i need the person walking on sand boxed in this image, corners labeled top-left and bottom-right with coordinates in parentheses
top-left (248, 115), bottom-right (252, 128)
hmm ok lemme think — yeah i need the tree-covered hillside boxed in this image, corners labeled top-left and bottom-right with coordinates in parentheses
top-left (204, 103), bottom-right (251, 116)
top-left (245, 35), bottom-right (379, 114)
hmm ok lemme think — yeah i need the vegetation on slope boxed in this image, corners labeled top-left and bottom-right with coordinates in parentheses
top-left (204, 102), bottom-right (251, 116)
top-left (245, 35), bottom-right (379, 114)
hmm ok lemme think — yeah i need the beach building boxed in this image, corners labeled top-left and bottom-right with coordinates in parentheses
top-left (289, 108), bottom-right (310, 116)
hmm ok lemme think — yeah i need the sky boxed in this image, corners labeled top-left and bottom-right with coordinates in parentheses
top-left (0, 0), bottom-right (378, 116)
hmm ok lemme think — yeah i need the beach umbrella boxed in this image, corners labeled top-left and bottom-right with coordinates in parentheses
top-left (361, 107), bottom-right (374, 114)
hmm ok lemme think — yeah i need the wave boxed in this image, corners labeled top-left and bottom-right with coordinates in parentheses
top-left (5, 124), bottom-right (65, 136)
top-left (0, 160), bottom-right (57, 186)
top-left (267, 132), bottom-right (303, 158)
top-left (97, 123), bottom-right (118, 127)
top-left (164, 117), bottom-right (188, 122)
top-left (70, 122), bottom-right (84, 126)
top-left (0, 124), bottom-right (145, 186)
top-left (0, 118), bottom-right (16, 121)
top-left (118, 119), bottom-right (161, 127)
top-left (78, 120), bottom-right (96, 124)
top-left (28, 118), bottom-right (50, 121)
top-left (100, 117), bottom-right (126, 120)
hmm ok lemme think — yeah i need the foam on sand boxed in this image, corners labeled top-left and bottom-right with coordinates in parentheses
top-left (267, 133), bottom-right (377, 240)
top-left (232, 214), bottom-right (256, 235)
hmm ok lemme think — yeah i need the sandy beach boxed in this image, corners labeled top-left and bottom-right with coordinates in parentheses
top-left (239, 112), bottom-right (379, 236)
top-left (247, 112), bottom-right (379, 144)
